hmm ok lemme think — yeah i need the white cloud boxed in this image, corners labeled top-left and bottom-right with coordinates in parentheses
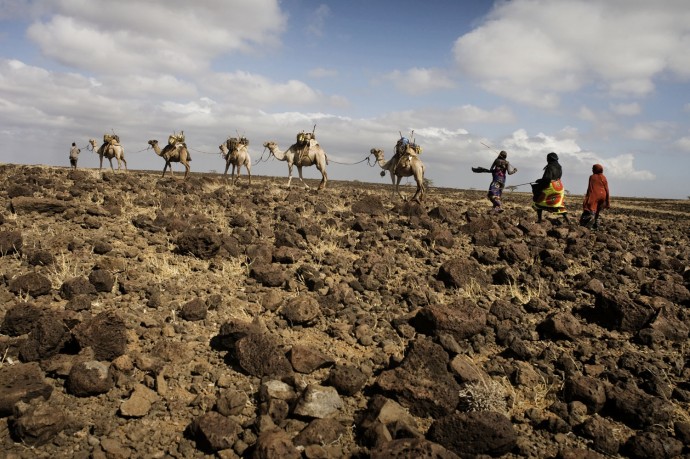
top-left (675, 136), bottom-right (690, 151)
top-left (26, 0), bottom-right (286, 76)
top-left (308, 67), bottom-right (338, 79)
top-left (453, 0), bottom-right (690, 106)
top-left (306, 4), bottom-right (330, 37)
top-left (610, 102), bottom-right (641, 116)
top-left (380, 68), bottom-right (456, 95)
top-left (627, 121), bottom-right (675, 141)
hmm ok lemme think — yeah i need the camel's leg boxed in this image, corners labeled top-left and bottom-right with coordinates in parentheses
top-left (183, 161), bottom-right (190, 180)
top-left (223, 161), bottom-right (231, 180)
top-left (121, 156), bottom-right (127, 171)
top-left (99, 156), bottom-right (104, 171)
top-left (286, 164), bottom-right (293, 188)
top-left (395, 176), bottom-right (406, 201)
top-left (412, 170), bottom-right (425, 202)
top-left (162, 161), bottom-right (169, 178)
top-left (109, 158), bottom-right (115, 172)
top-left (317, 163), bottom-right (327, 190)
top-left (232, 165), bottom-right (238, 186)
top-left (297, 167), bottom-right (310, 190)
top-left (246, 164), bottom-right (251, 186)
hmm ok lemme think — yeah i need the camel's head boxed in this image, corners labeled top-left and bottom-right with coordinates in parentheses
top-left (88, 139), bottom-right (97, 148)
top-left (262, 141), bottom-right (276, 149)
top-left (370, 148), bottom-right (384, 159)
top-left (147, 140), bottom-right (158, 147)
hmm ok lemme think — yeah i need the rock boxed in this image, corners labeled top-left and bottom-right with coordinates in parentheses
top-left (623, 430), bottom-right (683, 459)
top-left (0, 302), bottom-right (44, 336)
top-left (498, 241), bottom-right (532, 264)
top-left (188, 410), bottom-right (242, 452)
top-left (376, 336), bottom-right (459, 417)
top-left (120, 384), bottom-right (159, 417)
top-left (358, 395), bottom-right (421, 447)
top-left (437, 257), bottom-right (490, 289)
top-left (293, 384), bottom-right (343, 419)
top-left (179, 298), bottom-right (208, 321)
top-left (88, 268), bottom-right (115, 293)
top-left (66, 360), bottom-right (114, 397)
top-left (563, 374), bottom-right (607, 413)
top-left (10, 399), bottom-right (67, 446)
top-left (351, 195), bottom-right (386, 216)
top-left (293, 418), bottom-right (347, 447)
top-left (449, 355), bottom-right (490, 384)
top-left (60, 276), bottom-right (97, 300)
top-left (606, 382), bottom-right (674, 428)
top-left (538, 312), bottom-right (583, 341)
top-left (0, 229), bottom-right (23, 256)
top-left (176, 228), bottom-right (221, 259)
top-left (0, 362), bottom-right (53, 416)
top-left (9, 197), bottom-right (68, 215)
top-left (575, 415), bottom-right (620, 455)
top-left (234, 332), bottom-right (293, 378)
top-left (253, 428), bottom-right (301, 459)
top-left (281, 295), bottom-right (321, 325)
top-left (26, 249), bottom-right (55, 266)
top-left (250, 263), bottom-right (288, 288)
top-left (215, 389), bottom-right (248, 416)
top-left (72, 311), bottom-right (127, 361)
top-left (370, 438), bottom-right (461, 459)
top-left (290, 344), bottom-right (334, 374)
top-left (18, 312), bottom-right (70, 362)
top-left (8, 272), bottom-right (52, 297)
top-left (590, 291), bottom-right (655, 332)
top-left (328, 364), bottom-right (368, 396)
top-left (411, 300), bottom-right (487, 341)
top-left (427, 411), bottom-right (517, 457)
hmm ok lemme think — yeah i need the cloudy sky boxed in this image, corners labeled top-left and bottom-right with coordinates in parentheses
top-left (1, 0), bottom-right (689, 199)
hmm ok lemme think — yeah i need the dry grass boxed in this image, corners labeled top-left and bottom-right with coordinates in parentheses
top-left (458, 376), bottom-right (510, 414)
top-left (46, 252), bottom-right (82, 289)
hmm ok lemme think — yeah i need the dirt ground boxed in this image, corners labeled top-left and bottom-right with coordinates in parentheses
top-left (0, 164), bottom-right (689, 459)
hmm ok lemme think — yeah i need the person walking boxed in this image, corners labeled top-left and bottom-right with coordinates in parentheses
top-left (580, 163), bottom-right (610, 230)
top-left (532, 152), bottom-right (568, 223)
top-left (69, 142), bottom-right (80, 169)
top-left (486, 150), bottom-right (517, 213)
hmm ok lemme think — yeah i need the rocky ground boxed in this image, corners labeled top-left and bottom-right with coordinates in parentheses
top-left (0, 163), bottom-right (689, 459)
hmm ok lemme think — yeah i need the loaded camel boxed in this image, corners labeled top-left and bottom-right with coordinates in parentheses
top-left (219, 139), bottom-right (251, 185)
top-left (262, 140), bottom-right (328, 190)
top-left (88, 138), bottom-right (127, 171)
top-left (147, 139), bottom-right (191, 180)
top-left (370, 147), bottom-right (426, 202)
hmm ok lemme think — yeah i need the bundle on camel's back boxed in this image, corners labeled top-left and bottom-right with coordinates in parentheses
top-left (148, 130), bottom-right (191, 180)
top-left (369, 132), bottom-right (426, 202)
top-left (219, 136), bottom-right (251, 185)
top-left (88, 133), bottom-right (127, 171)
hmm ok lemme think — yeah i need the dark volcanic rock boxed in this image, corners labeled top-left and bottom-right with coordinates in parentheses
top-left (538, 312), bottom-right (583, 341)
top-left (437, 257), bottom-right (489, 289)
top-left (10, 399), bottom-right (67, 446)
top-left (72, 311), bottom-right (127, 361)
top-left (66, 360), bottom-right (114, 397)
top-left (18, 312), bottom-right (70, 362)
top-left (88, 268), bottom-right (115, 292)
top-left (290, 344), bottom-right (334, 374)
top-left (1, 302), bottom-right (44, 336)
top-left (60, 276), bottom-right (97, 300)
top-left (188, 411), bottom-right (242, 452)
top-left (376, 336), bottom-right (459, 417)
top-left (179, 298), bottom-right (208, 321)
top-left (411, 300), bottom-right (487, 341)
top-left (370, 438), bottom-right (461, 459)
top-left (293, 418), bottom-right (348, 447)
top-left (8, 272), bottom-right (52, 297)
top-left (427, 411), bottom-right (517, 457)
top-left (253, 428), bottom-right (301, 459)
top-left (280, 295), bottom-right (321, 325)
top-left (10, 197), bottom-right (68, 215)
top-left (176, 228), bottom-right (221, 259)
top-left (235, 332), bottom-right (293, 378)
top-left (606, 382), bottom-right (674, 428)
top-left (623, 429), bottom-right (683, 459)
top-left (352, 195), bottom-right (386, 216)
top-left (576, 415), bottom-right (621, 456)
top-left (588, 291), bottom-right (655, 332)
top-left (328, 363), bottom-right (368, 396)
top-left (0, 229), bottom-right (23, 256)
top-left (250, 263), bottom-right (288, 287)
top-left (0, 362), bottom-right (53, 416)
top-left (563, 374), bottom-right (607, 413)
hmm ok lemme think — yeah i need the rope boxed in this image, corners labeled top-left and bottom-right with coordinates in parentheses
top-left (189, 147), bottom-right (220, 155)
top-left (329, 156), bottom-right (370, 166)
top-left (252, 148), bottom-right (272, 166)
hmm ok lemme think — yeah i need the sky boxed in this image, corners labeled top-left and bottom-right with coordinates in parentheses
top-left (1, 0), bottom-right (689, 199)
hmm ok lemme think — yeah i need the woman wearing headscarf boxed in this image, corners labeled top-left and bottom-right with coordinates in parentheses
top-left (532, 152), bottom-right (568, 223)
top-left (580, 163), bottom-right (609, 229)
top-left (486, 150), bottom-right (517, 213)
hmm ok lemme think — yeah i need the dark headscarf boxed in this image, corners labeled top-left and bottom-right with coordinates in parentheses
top-left (592, 164), bottom-right (603, 174)
top-left (490, 151), bottom-right (509, 172)
top-left (541, 152), bottom-right (562, 182)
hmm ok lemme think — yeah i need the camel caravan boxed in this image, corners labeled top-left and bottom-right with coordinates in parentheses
top-left (86, 127), bottom-right (427, 201)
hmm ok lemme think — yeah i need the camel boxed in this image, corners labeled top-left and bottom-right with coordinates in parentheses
top-left (262, 140), bottom-right (328, 190)
top-left (370, 147), bottom-right (426, 202)
top-left (148, 139), bottom-right (191, 180)
top-left (219, 141), bottom-right (251, 185)
top-left (88, 138), bottom-right (127, 171)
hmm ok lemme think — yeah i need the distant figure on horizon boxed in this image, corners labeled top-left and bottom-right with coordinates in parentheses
top-left (532, 152), bottom-right (569, 223)
top-left (580, 163), bottom-right (610, 230)
top-left (69, 142), bottom-right (80, 169)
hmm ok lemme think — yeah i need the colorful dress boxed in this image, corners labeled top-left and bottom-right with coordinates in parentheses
top-left (580, 164), bottom-right (609, 227)
top-left (532, 153), bottom-right (567, 214)
top-left (487, 157), bottom-right (516, 211)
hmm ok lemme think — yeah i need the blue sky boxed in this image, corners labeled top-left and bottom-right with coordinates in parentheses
top-left (1, 0), bottom-right (689, 198)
